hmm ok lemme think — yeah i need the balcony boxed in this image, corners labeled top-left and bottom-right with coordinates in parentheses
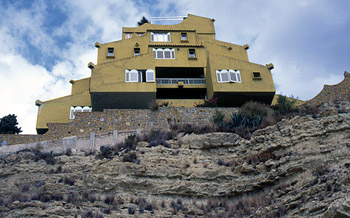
top-left (156, 78), bottom-right (205, 85)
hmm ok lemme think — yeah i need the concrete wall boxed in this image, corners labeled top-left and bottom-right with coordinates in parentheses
top-left (0, 130), bottom-right (138, 157)
top-left (2, 107), bottom-right (238, 146)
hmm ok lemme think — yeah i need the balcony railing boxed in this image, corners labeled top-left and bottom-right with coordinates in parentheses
top-left (156, 78), bottom-right (206, 85)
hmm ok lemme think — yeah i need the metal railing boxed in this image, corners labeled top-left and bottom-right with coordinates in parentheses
top-left (156, 78), bottom-right (206, 85)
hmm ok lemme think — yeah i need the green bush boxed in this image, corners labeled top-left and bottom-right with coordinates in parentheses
top-left (148, 100), bottom-right (159, 111)
top-left (274, 95), bottom-right (296, 115)
top-left (211, 110), bottom-right (226, 131)
top-left (97, 146), bottom-right (114, 159)
top-left (238, 101), bottom-right (269, 120)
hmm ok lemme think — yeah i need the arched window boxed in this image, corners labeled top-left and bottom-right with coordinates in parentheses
top-left (146, 69), bottom-right (155, 82)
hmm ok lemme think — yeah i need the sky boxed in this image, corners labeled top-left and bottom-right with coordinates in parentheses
top-left (0, 0), bottom-right (349, 134)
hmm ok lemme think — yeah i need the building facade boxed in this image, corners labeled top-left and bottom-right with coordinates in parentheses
top-left (35, 14), bottom-right (275, 134)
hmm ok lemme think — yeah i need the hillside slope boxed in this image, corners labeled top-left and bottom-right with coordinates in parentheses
top-left (0, 105), bottom-right (350, 217)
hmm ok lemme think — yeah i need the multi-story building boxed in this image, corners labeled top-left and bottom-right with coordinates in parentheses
top-left (35, 14), bottom-right (275, 134)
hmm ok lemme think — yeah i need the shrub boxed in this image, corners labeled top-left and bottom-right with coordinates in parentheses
top-left (102, 207), bottom-right (111, 214)
top-left (116, 134), bottom-right (138, 154)
top-left (159, 101), bottom-right (172, 107)
top-left (274, 94), bottom-right (297, 115)
top-left (122, 152), bottom-right (137, 163)
top-left (33, 151), bottom-right (56, 165)
top-left (195, 95), bottom-right (218, 107)
top-left (65, 148), bottom-right (72, 156)
top-left (298, 104), bottom-right (319, 116)
top-left (104, 195), bottom-right (115, 205)
top-left (21, 185), bottom-right (29, 192)
top-left (63, 176), bottom-right (75, 186)
top-left (239, 101), bottom-right (269, 120)
top-left (230, 113), bottom-right (262, 129)
top-left (97, 146), bottom-right (114, 159)
top-left (148, 100), bottom-right (159, 111)
top-left (211, 110), bottom-right (226, 131)
top-left (142, 129), bottom-right (174, 148)
top-left (128, 207), bottom-right (136, 214)
top-left (55, 165), bottom-right (62, 174)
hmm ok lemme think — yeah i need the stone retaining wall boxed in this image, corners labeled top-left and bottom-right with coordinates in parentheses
top-left (306, 71), bottom-right (350, 106)
top-left (1, 107), bottom-right (237, 146)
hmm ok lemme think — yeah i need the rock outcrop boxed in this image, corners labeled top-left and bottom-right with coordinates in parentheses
top-left (0, 108), bottom-right (350, 217)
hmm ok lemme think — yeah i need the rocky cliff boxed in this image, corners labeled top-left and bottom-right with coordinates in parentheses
top-left (0, 103), bottom-right (350, 217)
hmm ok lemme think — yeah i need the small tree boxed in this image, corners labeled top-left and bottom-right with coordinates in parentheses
top-left (0, 114), bottom-right (22, 134)
top-left (137, 16), bottom-right (149, 26)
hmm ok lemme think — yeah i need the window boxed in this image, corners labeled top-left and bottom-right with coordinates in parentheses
top-left (181, 33), bottom-right (187, 41)
top-left (253, 72), bottom-right (261, 79)
top-left (146, 69), bottom-right (155, 82)
top-left (125, 69), bottom-right (155, 83)
top-left (125, 69), bottom-right (138, 82)
top-left (137, 33), bottom-right (144, 36)
top-left (189, 49), bottom-right (196, 58)
top-left (216, 69), bottom-right (242, 83)
top-left (134, 48), bottom-right (140, 56)
top-left (107, 48), bottom-right (114, 57)
top-left (70, 106), bottom-right (91, 119)
top-left (153, 48), bottom-right (175, 59)
top-left (151, 32), bottom-right (171, 42)
top-left (125, 33), bottom-right (132, 39)
top-left (229, 69), bottom-right (242, 82)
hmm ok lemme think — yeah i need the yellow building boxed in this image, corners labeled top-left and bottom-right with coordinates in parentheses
top-left (35, 14), bottom-right (275, 134)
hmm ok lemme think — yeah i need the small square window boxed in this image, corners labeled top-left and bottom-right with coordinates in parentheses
top-left (107, 48), bottom-right (114, 57)
top-left (181, 33), bottom-right (187, 41)
top-left (137, 33), bottom-right (144, 36)
top-left (189, 49), bottom-right (196, 58)
top-left (134, 48), bottom-right (140, 56)
top-left (253, 72), bottom-right (261, 78)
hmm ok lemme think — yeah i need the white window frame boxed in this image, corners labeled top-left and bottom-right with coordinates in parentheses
top-left (153, 48), bottom-right (175, 59)
top-left (125, 33), bottom-right (132, 39)
top-left (107, 48), bottom-right (114, 57)
top-left (134, 48), bottom-right (140, 56)
top-left (189, 49), bottom-right (196, 58)
top-left (229, 69), bottom-right (242, 83)
top-left (125, 69), bottom-right (139, 82)
top-left (181, 33), bottom-right (187, 41)
top-left (216, 69), bottom-right (242, 83)
top-left (137, 33), bottom-right (144, 37)
top-left (70, 106), bottom-right (91, 119)
top-left (146, 69), bottom-right (155, 82)
top-left (150, 32), bottom-right (171, 42)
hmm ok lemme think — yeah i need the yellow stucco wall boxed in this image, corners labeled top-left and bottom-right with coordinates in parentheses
top-left (208, 54), bottom-right (275, 93)
top-left (36, 78), bottom-right (91, 130)
top-left (36, 91), bottom-right (91, 129)
top-left (71, 77), bottom-right (90, 94)
top-left (36, 14), bottom-right (276, 132)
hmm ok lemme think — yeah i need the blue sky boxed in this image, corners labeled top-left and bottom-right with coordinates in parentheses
top-left (0, 0), bottom-right (349, 134)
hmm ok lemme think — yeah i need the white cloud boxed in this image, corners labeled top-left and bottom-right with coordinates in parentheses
top-left (1, 0), bottom-right (350, 134)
